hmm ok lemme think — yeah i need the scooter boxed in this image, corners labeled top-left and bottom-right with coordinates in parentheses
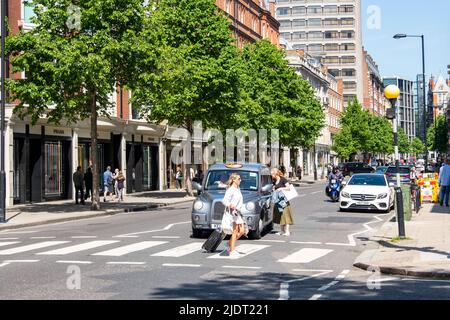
top-left (328, 179), bottom-right (341, 202)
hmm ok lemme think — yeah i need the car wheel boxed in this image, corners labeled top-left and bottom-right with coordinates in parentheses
top-left (192, 229), bottom-right (202, 238)
top-left (339, 207), bottom-right (347, 212)
top-left (248, 216), bottom-right (263, 240)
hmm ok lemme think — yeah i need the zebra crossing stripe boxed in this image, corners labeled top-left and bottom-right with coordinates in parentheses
top-left (0, 242), bottom-right (20, 248)
top-left (37, 241), bottom-right (119, 255)
top-left (277, 248), bottom-right (333, 264)
top-left (208, 244), bottom-right (270, 260)
top-left (92, 241), bottom-right (168, 257)
top-left (0, 241), bottom-right (70, 255)
top-left (151, 242), bottom-right (203, 258)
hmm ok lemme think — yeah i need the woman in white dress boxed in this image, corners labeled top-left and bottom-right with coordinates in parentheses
top-left (222, 173), bottom-right (247, 258)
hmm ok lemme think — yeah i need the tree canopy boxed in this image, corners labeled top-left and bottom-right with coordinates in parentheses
top-left (427, 114), bottom-right (449, 154)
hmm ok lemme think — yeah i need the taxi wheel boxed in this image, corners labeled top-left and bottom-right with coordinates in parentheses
top-left (248, 217), bottom-right (263, 240)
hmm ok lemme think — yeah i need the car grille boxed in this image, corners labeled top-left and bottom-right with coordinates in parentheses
top-left (350, 194), bottom-right (376, 201)
top-left (212, 201), bottom-right (226, 221)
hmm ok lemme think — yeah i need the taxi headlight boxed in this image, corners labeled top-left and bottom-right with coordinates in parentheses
top-left (341, 192), bottom-right (350, 198)
top-left (245, 202), bottom-right (256, 211)
top-left (193, 201), bottom-right (203, 211)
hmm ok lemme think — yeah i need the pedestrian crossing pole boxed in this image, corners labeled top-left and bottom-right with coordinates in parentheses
top-left (0, 0), bottom-right (7, 223)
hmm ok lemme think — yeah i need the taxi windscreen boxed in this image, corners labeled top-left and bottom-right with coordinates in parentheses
top-left (205, 170), bottom-right (259, 191)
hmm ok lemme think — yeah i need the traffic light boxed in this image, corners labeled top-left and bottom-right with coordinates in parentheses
top-left (386, 107), bottom-right (396, 120)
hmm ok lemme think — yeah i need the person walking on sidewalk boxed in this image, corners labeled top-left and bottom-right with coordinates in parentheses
top-left (73, 166), bottom-right (85, 205)
top-left (103, 166), bottom-right (114, 202)
top-left (438, 158), bottom-right (450, 207)
top-left (271, 168), bottom-right (294, 236)
top-left (116, 170), bottom-right (126, 202)
top-left (222, 173), bottom-right (248, 258)
top-left (112, 168), bottom-right (120, 199)
top-left (84, 167), bottom-right (93, 201)
top-left (175, 167), bottom-right (183, 190)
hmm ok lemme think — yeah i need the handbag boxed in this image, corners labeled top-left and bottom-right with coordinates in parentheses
top-left (282, 184), bottom-right (299, 201)
top-left (221, 207), bottom-right (234, 235)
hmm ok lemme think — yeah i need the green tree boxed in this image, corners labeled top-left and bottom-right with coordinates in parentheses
top-left (130, 0), bottom-right (240, 195)
top-left (410, 137), bottom-right (425, 157)
top-left (365, 114), bottom-right (394, 157)
top-left (427, 114), bottom-right (449, 154)
top-left (398, 128), bottom-right (411, 154)
top-left (236, 40), bottom-right (325, 149)
top-left (7, 0), bottom-right (148, 210)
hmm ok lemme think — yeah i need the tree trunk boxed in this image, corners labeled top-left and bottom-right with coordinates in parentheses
top-left (90, 92), bottom-right (100, 210)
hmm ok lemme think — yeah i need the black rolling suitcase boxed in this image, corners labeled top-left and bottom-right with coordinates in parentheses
top-left (202, 229), bottom-right (226, 253)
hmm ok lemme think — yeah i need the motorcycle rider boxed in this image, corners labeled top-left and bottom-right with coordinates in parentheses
top-left (326, 166), bottom-right (344, 196)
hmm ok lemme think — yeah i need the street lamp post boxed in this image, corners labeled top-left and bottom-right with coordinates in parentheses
top-left (0, 0), bottom-right (6, 223)
top-left (385, 84), bottom-right (406, 238)
top-left (393, 34), bottom-right (427, 171)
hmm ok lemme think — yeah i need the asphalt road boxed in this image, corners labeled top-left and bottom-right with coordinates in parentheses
top-left (0, 182), bottom-right (449, 300)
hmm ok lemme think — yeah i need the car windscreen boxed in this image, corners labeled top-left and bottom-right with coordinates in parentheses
top-left (348, 175), bottom-right (386, 186)
top-left (375, 167), bottom-right (387, 173)
top-left (386, 167), bottom-right (410, 174)
top-left (204, 170), bottom-right (259, 191)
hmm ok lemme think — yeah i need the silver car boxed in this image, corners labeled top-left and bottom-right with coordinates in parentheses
top-left (191, 163), bottom-right (274, 239)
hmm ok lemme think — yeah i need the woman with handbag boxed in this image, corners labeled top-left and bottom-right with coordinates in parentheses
top-left (271, 168), bottom-right (294, 236)
top-left (222, 173), bottom-right (247, 258)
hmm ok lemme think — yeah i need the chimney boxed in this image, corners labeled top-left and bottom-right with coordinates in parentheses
top-left (269, 0), bottom-right (276, 16)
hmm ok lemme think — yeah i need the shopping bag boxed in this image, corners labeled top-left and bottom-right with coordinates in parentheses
top-left (221, 208), bottom-right (234, 235)
top-left (283, 184), bottom-right (299, 201)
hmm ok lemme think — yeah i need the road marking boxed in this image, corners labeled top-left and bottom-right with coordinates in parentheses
top-left (292, 269), bottom-right (333, 273)
top-left (335, 269), bottom-right (350, 279)
top-left (278, 248), bottom-right (333, 264)
top-left (278, 270), bottom-right (333, 300)
top-left (71, 236), bottom-right (98, 239)
top-left (0, 242), bottom-right (20, 247)
top-left (255, 240), bottom-right (286, 243)
top-left (402, 278), bottom-right (450, 283)
top-left (326, 214), bottom-right (387, 247)
top-left (0, 238), bottom-right (19, 240)
top-left (222, 266), bottom-right (262, 270)
top-left (0, 241), bottom-right (70, 255)
top-left (152, 236), bottom-right (181, 239)
top-left (56, 260), bottom-right (92, 264)
top-left (30, 237), bottom-right (56, 239)
top-left (290, 241), bottom-right (322, 245)
top-left (4, 260), bottom-right (39, 263)
top-left (208, 244), bottom-right (269, 260)
top-left (114, 221), bottom-right (191, 238)
top-left (309, 294), bottom-right (322, 300)
top-left (152, 242), bottom-right (203, 258)
top-left (310, 191), bottom-right (322, 195)
top-left (1, 231), bottom-right (38, 234)
top-left (37, 241), bottom-right (119, 255)
top-left (318, 280), bottom-right (339, 291)
top-left (162, 263), bottom-right (201, 268)
top-left (93, 241), bottom-right (168, 257)
top-left (0, 263), bottom-right (10, 267)
top-left (107, 262), bottom-right (146, 265)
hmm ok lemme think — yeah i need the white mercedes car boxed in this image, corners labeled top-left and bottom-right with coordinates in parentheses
top-left (339, 174), bottom-right (395, 213)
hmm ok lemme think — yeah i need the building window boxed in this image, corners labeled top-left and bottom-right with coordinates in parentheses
top-left (308, 44), bottom-right (323, 52)
top-left (328, 69), bottom-right (340, 77)
top-left (45, 142), bottom-right (62, 196)
top-left (307, 6), bottom-right (322, 14)
top-left (324, 31), bottom-right (339, 39)
top-left (276, 0), bottom-right (290, 3)
top-left (292, 31), bottom-right (306, 40)
top-left (343, 81), bottom-right (357, 90)
top-left (279, 20), bottom-right (292, 29)
top-left (292, 19), bottom-right (306, 27)
top-left (341, 18), bottom-right (355, 26)
top-left (224, 0), bottom-right (232, 14)
top-left (342, 69), bottom-right (356, 77)
top-left (293, 44), bottom-right (306, 50)
top-left (339, 5), bottom-right (354, 13)
top-left (280, 32), bottom-right (292, 41)
top-left (340, 43), bottom-right (355, 51)
top-left (323, 56), bottom-right (339, 64)
top-left (341, 56), bottom-right (356, 64)
top-left (308, 31), bottom-right (322, 39)
top-left (308, 19), bottom-right (322, 26)
top-left (277, 7), bottom-right (291, 16)
top-left (292, 6), bottom-right (306, 15)
top-left (341, 31), bottom-right (355, 39)
top-left (325, 44), bottom-right (339, 52)
top-left (323, 5), bottom-right (338, 13)
top-left (323, 18), bottom-right (339, 26)
top-left (23, 0), bottom-right (36, 24)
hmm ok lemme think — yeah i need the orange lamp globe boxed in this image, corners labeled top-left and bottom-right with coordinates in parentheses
top-left (384, 85), bottom-right (400, 100)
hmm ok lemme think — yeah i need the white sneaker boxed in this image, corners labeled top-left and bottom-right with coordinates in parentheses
top-left (276, 232), bottom-right (284, 236)
top-left (229, 250), bottom-right (241, 259)
top-left (283, 232), bottom-right (291, 237)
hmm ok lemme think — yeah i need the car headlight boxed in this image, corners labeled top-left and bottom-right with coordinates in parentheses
top-left (245, 202), bottom-right (256, 211)
top-left (377, 193), bottom-right (388, 199)
top-left (341, 192), bottom-right (350, 198)
top-left (193, 201), bottom-right (203, 211)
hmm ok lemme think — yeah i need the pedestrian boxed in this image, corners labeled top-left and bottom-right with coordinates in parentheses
top-left (103, 166), bottom-right (114, 202)
top-left (73, 166), bottom-right (85, 205)
top-left (221, 173), bottom-right (248, 258)
top-left (84, 167), bottom-right (93, 201)
top-left (175, 166), bottom-right (183, 190)
top-left (112, 168), bottom-right (120, 199)
top-left (271, 168), bottom-right (294, 236)
top-left (116, 169), bottom-right (126, 202)
top-left (438, 158), bottom-right (450, 207)
top-left (296, 165), bottom-right (302, 180)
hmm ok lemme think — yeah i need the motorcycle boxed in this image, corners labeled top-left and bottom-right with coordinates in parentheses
top-left (328, 179), bottom-right (341, 202)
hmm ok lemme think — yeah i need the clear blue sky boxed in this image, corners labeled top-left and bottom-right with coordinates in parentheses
top-left (361, 0), bottom-right (450, 82)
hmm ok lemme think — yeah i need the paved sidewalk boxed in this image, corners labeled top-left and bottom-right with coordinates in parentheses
top-left (0, 190), bottom-right (195, 231)
top-left (354, 203), bottom-right (450, 279)
top-left (290, 175), bottom-right (327, 186)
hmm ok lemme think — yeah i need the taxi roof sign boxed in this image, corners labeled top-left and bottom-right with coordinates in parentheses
top-left (225, 163), bottom-right (243, 169)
